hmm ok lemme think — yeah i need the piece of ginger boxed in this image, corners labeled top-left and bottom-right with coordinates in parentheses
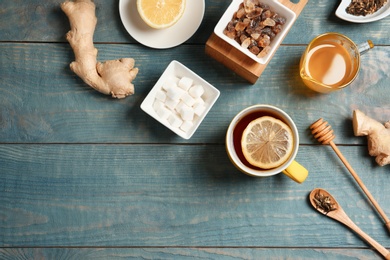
top-left (61, 0), bottom-right (138, 98)
top-left (353, 109), bottom-right (390, 166)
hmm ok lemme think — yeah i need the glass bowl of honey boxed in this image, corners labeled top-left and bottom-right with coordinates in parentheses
top-left (299, 32), bottom-right (373, 93)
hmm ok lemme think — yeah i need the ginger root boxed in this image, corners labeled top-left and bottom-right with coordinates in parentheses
top-left (61, 0), bottom-right (138, 98)
top-left (353, 109), bottom-right (390, 166)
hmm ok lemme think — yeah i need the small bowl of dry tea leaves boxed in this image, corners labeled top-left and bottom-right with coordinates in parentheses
top-left (336, 0), bottom-right (390, 23)
top-left (214, 0), bottom-right (296, 64)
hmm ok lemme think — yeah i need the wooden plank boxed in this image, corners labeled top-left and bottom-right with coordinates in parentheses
top-left (0, 248), bottom-right (384, 259)
top-left (1, 145), bottom-right (390, 247)
top-left (0, 0), bottom-right (216, 44)
top-left (1, 0), bottom-right (389, 258)
top-left (1, 0), bottom-right (390, 45)
top-left (1, 43), bottom-right (389, 144)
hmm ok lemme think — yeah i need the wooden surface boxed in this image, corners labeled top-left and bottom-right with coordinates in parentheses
top-left (1, 0), bottom-right (390, 259)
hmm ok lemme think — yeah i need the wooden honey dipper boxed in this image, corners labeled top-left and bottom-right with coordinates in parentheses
top-left (310, 118), bottom-right (390, 234)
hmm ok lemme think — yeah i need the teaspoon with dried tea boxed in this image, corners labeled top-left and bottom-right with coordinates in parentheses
top-left (309, 188), bottom-right (390, 259)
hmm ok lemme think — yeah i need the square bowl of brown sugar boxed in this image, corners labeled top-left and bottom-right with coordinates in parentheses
top-left (214, 0), bottom-right (296, 64)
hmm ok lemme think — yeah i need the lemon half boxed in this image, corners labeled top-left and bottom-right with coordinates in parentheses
top-left (137, 0), bottom-right (186, 29)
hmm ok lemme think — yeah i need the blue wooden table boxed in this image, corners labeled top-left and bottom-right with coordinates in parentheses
top-left (1, 0), bottom-right (390, 259)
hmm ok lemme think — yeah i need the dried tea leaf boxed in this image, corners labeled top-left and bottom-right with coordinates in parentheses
top-left (346, 0), bottom-right (388, 16)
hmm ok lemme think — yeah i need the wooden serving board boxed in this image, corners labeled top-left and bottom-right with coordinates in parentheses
top-left (205, 0), bottom-right (309, 84)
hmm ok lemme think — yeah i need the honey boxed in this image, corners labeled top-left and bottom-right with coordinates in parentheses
top-left (298, 33), bottom-right (371, 94)
top-left (304, 42), bottom-right (353, 88)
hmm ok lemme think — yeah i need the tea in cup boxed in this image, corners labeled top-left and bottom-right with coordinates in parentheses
top-left (299, 32), bottom-right (373, 93)
top-left (225, 104), bottom-right (308, 183)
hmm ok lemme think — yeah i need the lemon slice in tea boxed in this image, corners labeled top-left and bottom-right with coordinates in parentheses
top-left (137, 0), bottom-right (186, 29)
top-left (241, 116), bottom-right (294, 169)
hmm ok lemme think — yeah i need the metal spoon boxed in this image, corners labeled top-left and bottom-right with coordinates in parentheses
top-left (309, 188), bottom-right (390, 259)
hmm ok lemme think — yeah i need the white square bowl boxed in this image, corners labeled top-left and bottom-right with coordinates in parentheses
top-left (140, 60), bottom-right (220, 139)
top-left (214, 0), bottom-right (296, 64)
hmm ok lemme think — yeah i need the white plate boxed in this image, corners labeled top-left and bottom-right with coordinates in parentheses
top-left (214, 0), bottom-right (296, 64)
top-left (119, 0), bottom-right (205, 49)
top-left (336, 0), bottom-right (390, 23)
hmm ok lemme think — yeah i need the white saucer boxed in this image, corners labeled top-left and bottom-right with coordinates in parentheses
top-left (336, 0), bottom-right (390, 23)
top-left (119, 0), bottom-right (205, 49)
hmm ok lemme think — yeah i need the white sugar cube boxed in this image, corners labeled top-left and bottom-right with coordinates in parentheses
top-left (177, 102), bottom-right (192, 115)
top-left (162, 78), bottom-right (177, 91)
top-left (168, 75), bottom-right (180, 83)
top-left (180, 120), bottom-right (193, 132)
top-left (179, 105), bottom-right (194, 121)
top-left (156, 105), bottom-right (172, 120)
top-left (155, 89), bottom-right (166, 102)
top-left (166, 85), bottom-right (185, 101)
top-left (153, 100), bottom-right (165, 112)
top-left (168, 113), bottom-right (183, 128)
top-left (181, 92), bottom-right (196, 107)
top-left (178, 76), bottom-right (193, 91)
top-left (189, 84), bottom-right (204, 98)
top-left (193, 97), bottom-right (205, 106)
top-left (165, 97), bottom-right (179, 110)
top-left (193, 102), bottom-right (206, 116)
top-left (175, 101), bottom-right (186, 113)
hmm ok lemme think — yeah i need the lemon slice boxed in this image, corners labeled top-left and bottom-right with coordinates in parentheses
top-left (137, 0), bottom-right (186, 29)
top-left (241, 116), bottom-right (294, 169)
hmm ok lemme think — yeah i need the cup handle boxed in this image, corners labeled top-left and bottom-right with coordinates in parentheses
top-left (282, 160), bottom-right (308, 183)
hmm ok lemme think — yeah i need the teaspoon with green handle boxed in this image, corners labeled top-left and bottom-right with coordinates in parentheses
top-left (310, 188), bottom-right (390, 259)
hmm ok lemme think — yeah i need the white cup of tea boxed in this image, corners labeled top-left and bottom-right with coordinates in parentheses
top-left (225, 104), bottom-right (308, 183)
top-left (299, 32), bottom-right (373, 93)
